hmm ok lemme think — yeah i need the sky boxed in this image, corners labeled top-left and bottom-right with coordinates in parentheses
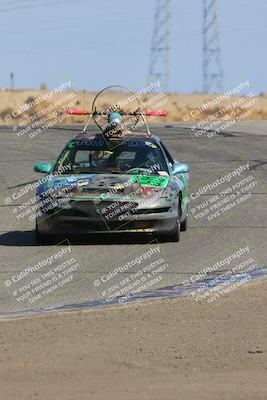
top-left (0, 0), bottom-right (266, 94)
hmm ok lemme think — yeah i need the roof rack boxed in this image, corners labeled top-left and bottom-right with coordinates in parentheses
top-left (66, 85), bottom-right (167, 139)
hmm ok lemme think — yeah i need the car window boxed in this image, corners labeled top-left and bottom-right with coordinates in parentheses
top-left (160, 142), bottom-right (174, 165)
top-left (115, 151), bottom-right (135, 160)
top-left (55, 139), bottom-right (169, 175)
top-left (75, 150), bottom-right (91, 163)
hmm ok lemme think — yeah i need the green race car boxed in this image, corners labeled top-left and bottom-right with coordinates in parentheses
top-left (34, 86), bottom-right (191, 243)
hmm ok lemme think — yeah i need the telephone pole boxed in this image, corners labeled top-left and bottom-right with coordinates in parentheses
top-left (10, 72), bottom-right (14, 90)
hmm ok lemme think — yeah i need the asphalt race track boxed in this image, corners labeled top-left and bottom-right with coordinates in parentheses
top-left (0, 122), bottom-right (266, 315)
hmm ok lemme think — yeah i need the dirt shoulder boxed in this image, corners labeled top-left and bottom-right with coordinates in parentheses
top-left (0, 279), bottom-right (267, 400)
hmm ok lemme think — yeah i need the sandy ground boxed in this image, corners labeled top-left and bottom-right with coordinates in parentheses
top-left (0, 278), bottom-right (266, 400)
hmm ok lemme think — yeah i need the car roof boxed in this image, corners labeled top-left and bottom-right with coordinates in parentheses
top-left (70, 132), bottom-right (161, 144)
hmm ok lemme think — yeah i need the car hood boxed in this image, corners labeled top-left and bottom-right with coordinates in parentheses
top-left (38, 173), bottom-right (170, 201)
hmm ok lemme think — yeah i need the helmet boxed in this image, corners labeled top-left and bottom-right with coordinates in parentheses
top-left (108, 112), bottom-right (123, 127)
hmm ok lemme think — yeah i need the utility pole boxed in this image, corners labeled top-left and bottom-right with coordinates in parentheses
top-left (10, 72), bottom-right (14, 90)
top-left (147, 0), bottom-right (171, 92)
top-left (202, 0), bottom-right (224, 93)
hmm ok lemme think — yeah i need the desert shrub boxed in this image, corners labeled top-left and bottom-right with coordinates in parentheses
top-left (40, 83), bottom-right (47, 90)
top-left (0, 107), bottom-right (15, 120)
top-left (25, 96), bottom-right (36, 104)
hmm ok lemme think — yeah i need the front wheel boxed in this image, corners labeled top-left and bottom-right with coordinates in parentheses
top-left (157, 220), bottom-right (180, 243)
top-left (35, 222), bottom-right (53, 245)
top-left (180, 214), bottom-right (188, 232)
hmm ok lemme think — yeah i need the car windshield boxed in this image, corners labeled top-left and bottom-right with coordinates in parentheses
top-left (53, 138), bottom-right (169, 175)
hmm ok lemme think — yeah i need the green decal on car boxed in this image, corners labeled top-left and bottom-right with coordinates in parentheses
top-left (131, 175), bottom-right (169, 188)
top-left (179, 174), bottom-right (188, 190)
top-left (67, 140), bottom-right (79, 149)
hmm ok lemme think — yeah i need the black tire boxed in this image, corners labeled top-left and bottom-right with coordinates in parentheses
top-left (166, 220), bottom-right (180, 242)
top-left (159, 202), bottom-right (182, 242)
top-left (35, 222), bottom-right (53, 245)
top-left (181, 214), bottom-right (188, 232)
top-left (158, 219), bottom-right (180, 243)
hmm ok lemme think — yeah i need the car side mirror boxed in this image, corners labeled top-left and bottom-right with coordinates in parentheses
top-left (34, 162), bottom-right (53, 174)
top-left (172, 162), bottom-right (191, 174)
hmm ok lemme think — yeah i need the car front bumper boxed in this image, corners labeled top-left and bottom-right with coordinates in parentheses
top-left (36, 201), bottom-right (178, 236)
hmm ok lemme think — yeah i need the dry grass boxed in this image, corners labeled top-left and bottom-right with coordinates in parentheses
top-left (1, 88), bottom-right (267, 125)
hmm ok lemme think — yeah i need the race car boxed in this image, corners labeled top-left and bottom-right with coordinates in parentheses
top-left (34, 86), bottom-right (191, 243)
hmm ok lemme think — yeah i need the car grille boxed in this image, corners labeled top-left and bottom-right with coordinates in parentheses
top-left (43, 200), bottom-right (170, 219)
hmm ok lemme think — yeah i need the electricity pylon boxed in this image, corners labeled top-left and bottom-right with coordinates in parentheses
top-left (202, 0), bottom-right (224, 93)
top-left (147, 0), bottom-right (171, 92)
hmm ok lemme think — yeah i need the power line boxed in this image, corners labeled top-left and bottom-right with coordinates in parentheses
top-left (0, 0), bottom-right (89, 13)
